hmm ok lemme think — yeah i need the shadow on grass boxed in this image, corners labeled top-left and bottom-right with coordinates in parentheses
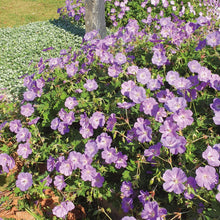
top-left (49, 17), bottom-right (85, 38)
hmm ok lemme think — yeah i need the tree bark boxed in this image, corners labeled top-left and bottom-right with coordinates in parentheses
top-left (84, 0), bottom-right (107, 39)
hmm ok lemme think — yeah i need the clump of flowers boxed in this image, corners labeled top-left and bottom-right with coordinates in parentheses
top-left (0, 0), bottom-right (220, 219)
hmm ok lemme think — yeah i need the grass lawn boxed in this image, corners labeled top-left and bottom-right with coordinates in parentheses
top-left (0, 0), bottom-right (66, 28)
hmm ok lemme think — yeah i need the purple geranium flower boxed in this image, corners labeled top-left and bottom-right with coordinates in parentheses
top-left (106, 113), bottom-right (117, 131)
top-left (65, 97), bottom-right (78, 109)
top-left (54, 175), bottom-right (66, 190)
top-left (52, 201), bottom-right (75, 218)
top-left (213, 112), bottom-right (220, 125)
top-left (115, 52), bottom-right (127, 65)
top-left (188, 60), bottom-right (201, 73)
top-left (195, 165), bottom-right (219, 190)
top-left (101, 147), bottom-right (118, 164)
top-left (162, 167), bottom-right (187, 194)
top-left (117, 102), bottom-right (135, 109)
top-left (136, 68), bottom-right (151, 85)
top-left (206, 31), bottom-right (220, 47)
top-left (96, 132), bottom-right (112, 150)
top-left (81, 165), bottom-right (97, 181)
top-left (121, 217), bottom-right (136, 220)
top-left (108, 64), bottom-right (122, 78)
top-left (9, 119), bottom-right (22, 133)
top-left (91, 173), bottom-right (105, 188)
top-left (68, 151), bottom-right (81, 170)
top-left (121, 181), bottom-right (133, 198)
top-left (0, 153), bottom-right (15, 173)
top-left (16, 172), bottom-right (33, 191)
top-left (23, 91), bottom-right (36, 101)
top-left (58, 122), bottom-right (69, 135)
top-left (165, 97), bottom-right (187, 113)
top-left (144, 142), bottom-right (161, 161)
top-left (59, 159), bottom-right (73, 176)
top-left (84, 79), bottom-right (98, 92)
top-left (50, 117), bottom-right (60, 130)
top-left (202, 145), bottom-right (220, 167)
top-left (16, 127), bottom-right (31, 143)
top-left (63, 111), bottom-right (75, 125)
top-left (115, 152), bottom-right (128, 169)
top-left (121, 80), bottom-right (136, 97)
top-left (121, 197), bottom-right (133, 213)
top-left (140, 97), bottom-right (159, 116)
top-left (47, 156), bottom-right (56, 172)
top-left (20, 103), bottom-right (34, 117)
top-left (89, 112), bottom-right (105, 129)
top-left (141, 201), bottom-right (160, 220)
top-left (85, 140), bottom-right (98, 158)
top-left (152, 51), bottom-right (167, 67)
top-left (17, 142), bottom-right (32, 159)
top-left (136, 124), bottom-right (152, 143)
top-left (210, 98), bottom-right (220, 113)
top-left (129, 86), bottom-right (146, 104)
top-left (173, 109), bottom-right (194, 129)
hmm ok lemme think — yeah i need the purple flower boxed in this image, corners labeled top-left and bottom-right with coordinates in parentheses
top-left (115, 152), bottom-right (128, 169)
top-left (85, 140), bottom-right (98, 158)
top-left (174, 77), bottom-right (192, 90)
top-left (162, 167), bottom-right (187, 194)
top-left (50, 117), bottom-right (60, 130)
top-left (121, 197), bottom-right (133, 213)
top-left (138, 190), bottom-right (150, 205)
top-left (152, 51), bottom-right (167, 67)
top-left (121, 181), bottom-right (133, 198)
top-left (54, 175), bottom-right (66, 190)
top-left (89, 112), bottom-right (105, 129)
top-left (156, 89), bottom-right (174, 103)
top-left (28, 117), bottom-right (40, 125)
top-left (47, 156), bottom-right (55, 172)
top-left (188, 60), bottom-right (201, 73)
top-left (108, 64), bottom-right (122, 78)
top-left (198, 66), bottom-right (212, 82)
top-left (115, 52), bottom-right (127, 65)
top-left (16, 172), bottom-right (32, 191)
top-left (96, 132), bottom-right (112, 150)
top-left (59, 159), bottom-right (73, 176)
top-left (101, 147), bottom-right (118, 164)
top-left (121, 217), bottom-right (136, 220)
top-left (213, 112), bottom-right (220, 125)
top-left (206, 31), bottom-right (220, 47)
top-left (66, 62), bottom-right (78, 77)
top-left (63, 111), bottom-right (75, 125)
top-left (127, 65), bottom-right (138, 75)
top-left (210, 98), bottom-right (220, 113)
top-left (81, 165), bottom-right (97, 181)
top-left (141, 201), bottom-right (160, 220)
top-left (136, 68), bottom-right (151, 85)
top-left (117, 102), bottom-right (135, 109)
top-left (140, 98), bottom-right (159, 116)
top-left (136, 124), bottom-right (152, 143)
top-left (65, 97), bottom-right (78, 109)
top-left (106, 113), bottom-right (117, 131)
top-left (16, 127), bottom-right (31, 143)
top-left (195, 165), bottom-right (219, 190)
top-left (144, 142), bottom-right (161, 161)
top-left (68, 151), bottom-right (81, 170)
top-left (173, 109), bottom-right (194, 129)
top-left (121, 80), bottom-right (136, 97)
top-left (58, 122), bottom-right (69, 135)
top-left (166, 71), bottom-right (179, 86)
top-left (202, 145), bottom-right (220, 167)
top-left (20, 103), bottom-right (34, 117)
top-left (52, 201), bottom-right (75, 218)
top-left (42, 175), bottom-right (52, 187)
top-left (129, 86), bottom-right (146, 104)
top-left (79, 124), bottom-right (94, 138)
top-left (84, 79), bottom-right (98, 92)
top-left (0, 153), bottom-right (15, 173)
top-left (9, 120), bottom-right (22, 133)
top-left (36, 78), bottom-right (45, 89)
top-left (58, 108), bottom-right (67, 121)
top-left (165, 97), bottom-right (187, 113)
top-left (147, 78), bottom-right (161, 91)
top-left (91, 173), bottom-right (104, 188)
top-left (23, 91), bottom-right (36, 101)
top-left (17, 142), bottom-right (32, 159)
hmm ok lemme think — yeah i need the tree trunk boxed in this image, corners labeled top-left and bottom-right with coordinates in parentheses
top-left (84, 0), bottom-right (107, 39)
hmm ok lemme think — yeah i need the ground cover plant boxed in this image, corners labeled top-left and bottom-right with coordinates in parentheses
top-left (0, 0), bottom-right (220, 219)
top-left (0, 19), bottom-right (84, 100)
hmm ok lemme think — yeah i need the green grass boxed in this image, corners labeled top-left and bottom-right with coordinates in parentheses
top-left (0, 0), bottom-right (66, 28)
